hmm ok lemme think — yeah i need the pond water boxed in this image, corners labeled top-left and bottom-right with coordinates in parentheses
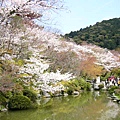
top-left (0, 91), bottom-right (120, 120)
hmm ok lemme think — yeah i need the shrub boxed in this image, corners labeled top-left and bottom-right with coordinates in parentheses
top-left (98, 84), bottom-right (104, 90)
top-left (114, 88), bottom-right (120, 96)
top-left (86, 82), bottom-right (91, 91)
top-left (108, 86), bottom-right (119, 95)
top-left (23, 89), bottom-right (37, 103)
top-left (8, 95), bottom-right (31, 110)
top-left (0, 92), bottom-right (8, 107)
top-left (48, 92), bottom-right (54, 97)
top-left (3, 91), bottom-right (13, 99)
top-left (61, 90), bottom-right (64, 95)
top-left (78, 78), bottom-right (90, 90)
top-left (67, 87), bottom-right (74, 95)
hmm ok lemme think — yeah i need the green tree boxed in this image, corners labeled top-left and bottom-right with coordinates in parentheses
top-left (65, 18), bottom-right (120, 50)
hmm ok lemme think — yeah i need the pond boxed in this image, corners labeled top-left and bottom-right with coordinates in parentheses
top-left (0, 91), bottom-right (120, 120)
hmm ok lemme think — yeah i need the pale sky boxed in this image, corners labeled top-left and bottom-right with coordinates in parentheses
top-left (47, 0), bottom-right (120, 34)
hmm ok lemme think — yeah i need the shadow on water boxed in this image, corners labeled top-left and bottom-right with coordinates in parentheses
top-left (1, 91), bottom-right (120, 120)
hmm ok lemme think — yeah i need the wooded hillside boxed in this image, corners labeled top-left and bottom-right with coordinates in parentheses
top-left (65, 18), bottom-right (120, 51)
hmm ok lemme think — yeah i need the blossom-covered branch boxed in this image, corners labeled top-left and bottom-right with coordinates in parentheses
top-left (0, 0), bottom-right (64, 24)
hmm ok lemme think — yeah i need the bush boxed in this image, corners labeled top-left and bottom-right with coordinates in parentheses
top-left (3, 91), bottom-right (13, 99)
top-left (61, 90), bottom-right (64, 95)
top-left (67, 88), bottom-right (74, 95)
top-left (8, 95), bottom-right (31, 110)
top-left (78, 78), bottom-right (91, 90)
top-left (98, 84), bottom-right (104, 90)
top-left (86, 82), bottom-right (91, 91)
top-left (0, 92), bottom-right (8, 107)
top-left (114, 88), bottom-right (120, 96)
top-left (23, 89), bottom-right (37, 103)
top-left (108, 86), bottom-right (119, 95)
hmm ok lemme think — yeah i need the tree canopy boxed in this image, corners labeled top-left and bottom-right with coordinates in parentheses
top-left (0, 0), bottom-right (64, 25)
top-left (65, 18), bottom-right (120, 51)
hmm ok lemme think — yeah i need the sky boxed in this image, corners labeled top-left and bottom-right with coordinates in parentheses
top-left (47, 0), bottom-right (120, 34)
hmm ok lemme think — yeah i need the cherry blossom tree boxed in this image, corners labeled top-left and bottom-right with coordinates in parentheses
top-left (0, 0), bottom-right (65, 93)
top-left (0, 0), bottom-right (64, 25)
top-left (0, 0), bottom-right (64, 58)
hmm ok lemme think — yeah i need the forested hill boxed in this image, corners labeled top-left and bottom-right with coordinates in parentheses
top-left (65, 18), bottom-right (120, 51)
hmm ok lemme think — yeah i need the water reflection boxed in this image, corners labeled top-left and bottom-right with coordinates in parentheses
top-left (98, 100), bottom-right (120, 120)
top-left (0, 91), bottom-right (120, 120)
